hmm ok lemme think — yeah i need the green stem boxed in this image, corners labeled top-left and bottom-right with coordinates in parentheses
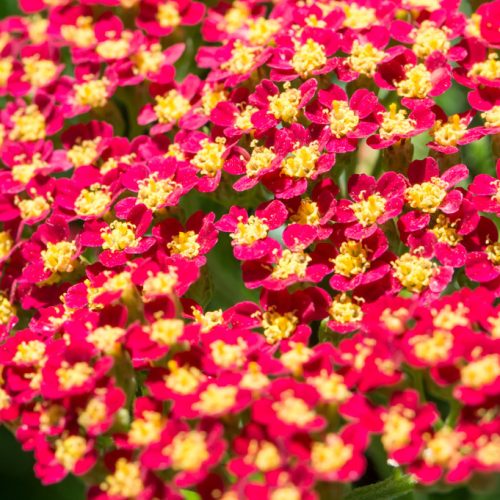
top-left (344, 474), bottom-right (415, 500)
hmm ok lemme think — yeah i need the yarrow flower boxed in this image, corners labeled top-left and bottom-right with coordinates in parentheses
top-left (1, 0), bottom-right (500, 499)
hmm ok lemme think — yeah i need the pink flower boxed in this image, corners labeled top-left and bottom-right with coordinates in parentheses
top-left (306, 85), bottom-right (379, 153)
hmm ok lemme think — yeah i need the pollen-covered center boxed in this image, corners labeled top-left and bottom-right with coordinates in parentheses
top-left (405, 177), bottom-right (447, 213)
top-left (281, 143), bottom-right (320, 178)
top-left (268, 84), bottom-right (302, 123)
top-left (395, 64), bottom-right (432, 99)
top-left (167, 231), bottom-right (200, 258)
top-left (138, 173), bottom-right (179, 211)
top-left (154, 90), bottom-right (191, 124)
top-left (333, 241), bottom-right (370, 277)
top-left (101, 221), bottom-right (139, 252)
top-left (231, 215), bottom-right (269, 246)
top-left (351, 193), bottom-right (386, 226)
top-left (271, 249), bottom-right (311, 280)
top-left (75, 183), bottom-right (111, 216)
top-left (156, 2), bottom-right (181, 28)
top-left (348, 41), bottom-right (386, 76)
top-left (292, 38), bottom-right (327, 77)
top-left (191, 138), bottom-right (226, 177)
top-left (379, 104), bottom-right (416, 139)
top-left (41, 241), bottom-right (77, 273)
top-left (392, 253), bottom-right (435, 293)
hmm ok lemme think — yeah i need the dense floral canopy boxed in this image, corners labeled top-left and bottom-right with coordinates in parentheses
top-left (0, 0), bottom-right (499, 499)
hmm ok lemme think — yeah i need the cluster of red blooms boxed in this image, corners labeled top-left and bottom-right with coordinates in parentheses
top-left (0, 0), bottom-right (499, 498)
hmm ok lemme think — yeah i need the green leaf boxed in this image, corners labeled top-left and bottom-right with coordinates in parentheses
top-left (345, 474), bottom-right (416, 500)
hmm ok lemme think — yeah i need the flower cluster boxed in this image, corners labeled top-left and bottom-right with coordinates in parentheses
top-left (0, 0), bottom-right (499, 499)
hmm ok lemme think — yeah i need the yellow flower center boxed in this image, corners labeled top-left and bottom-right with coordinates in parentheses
top-left (55, 436), bottom-right (87, 471)
top-left (193, 384), bottom-right (238, 415)
top-left (311, 435), bottom-right (353, 473)
top-left (164, 361), bottom-right (206, 395)
top-left (41, 241), bottom-right (77, 274)
top-left (379, 103), bottom-right (416, 139)
top-left (308, 371), bottom-right (351, 402)
top-left (392, 253), bottom-right (435, 293)
top-left (411, 329), bottom-right (453, 363)
top-left (132, 43), bottom-right (165, 75)
top-left (9, 105), bottom-right (46, 142)
top-left (57, 361), bottom-right (94, 390)
top-left (191, 138), bottom-right (226, 177)
top-left (486, 242), bottom-right (500, 266)
top-left (245, 145), bottom-right (276, 177)
top-left (412, 21), bottom-right (450, 59)
top-left (329, 293), bottom-right (363, 324)
top-left (154, 90), bottom-right (191, 124)
top-left (210, 338), bottom-right (247, 368)
top-left (280, 342), bottom-right (313, 375)
top-left (27, 16), bottom-right (49, 44)
top-left (22, 55), bottom-right (57, 87)
top-left (431, 114), bottom-right (467, 147)
top-left (292, 38), bottom-right (327, 77)
top-left (351, 193), bottom-right (386, 226)
top-left (201, 86), bottom-right (227, 115)
top-left (75, 183), bottom-right (111, 216)
top-left (348, 41), bottom-right (386, 76)
top-left (15, 194), bottom-right (51, 219)
top-left (101, 459), bottom-right (144, 498)
top-left (61, 16), bottom-right (96, 48)
top-left (422, 427), bottom-right (464, 467)
top-left (101, 221), bottom-right (139, 252)
top-left (142, 269), bottom-right (178, 298)
top-left (431, 215), bottom-right (462, 246)
top-left (167, 431), bottom-right (209, 471)
top-left (12, 153), bottom-right (48, 184)
top-left (461, 354), bottom-right (500, 388)
top-left (342, 3), bottom-right (377, 30)
top-left (234, 105), bottom-right (258, 130)
top-left (192, 308), bottom-right (224, 333)
top-left (0, 231), bottom-right (13, 259)
top-left (433, 303), bottom-right (469, 330)
top-left (138, 172), bottom-right (180, 211)
top-left (87, 325), bottom-right (125, 355)
top-left (329, 100), bottom-right (360, 138)
top-left (333, 241), bottom-right (370, 278)
top-left (167, 231), bottom-right (200, 258)
top-left (231, 216), bottom-right (269, 245)
top-left (261, 309), bottom-right (299, 344)
top-left (0, 296), bottom-right (15, 325)
top-left (156, 2), bottom-right (181, 28)
top-left (149, 318), bottom-right (184, 346)
top-left (74, 78), bottom-right (109, 108)
top-left (245, 440), bottom-right (281, 472)
top-left (248, 17), bottom-right (281, 45)
top-left (468, 53), bottom-right (500, 81)
top-left (290, 198), bottom-right (320, 225)
top-left (96, 36), bottom-right (130, 60)
top-left (222, 40), bottom-right (258, 74)
top-left (0, 57), bottom-right (13, 86)
top-left (224, 1), bottom-right (250, 33)
top-left (272, 249), bottom-right (311, 280)
top-left (476, 436), bottom-right (500, 467)
top-left (13, 340), bottom-right (46, 364)
top-left (272, 391), bottom-right (315, 426)
top-left (268, 84), bottom-right (302, 123)
top-left (482, 106), bottom-right (500, 128)
top-left (405, 177), bottom-right (447, 212)
top-left (281, 143), bottom-right (320, 178)
top-left (78, 396), bottom-right (107, 429)
top-left (395, 64), bottom-right (433, 99)
top-left (67, 138), bottom-right (101, 168)
top-left (128, 411), bottom-right (165, 446)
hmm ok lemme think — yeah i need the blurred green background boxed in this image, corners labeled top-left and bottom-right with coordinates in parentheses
top-left (0, 0), bottom-right (497, 499)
